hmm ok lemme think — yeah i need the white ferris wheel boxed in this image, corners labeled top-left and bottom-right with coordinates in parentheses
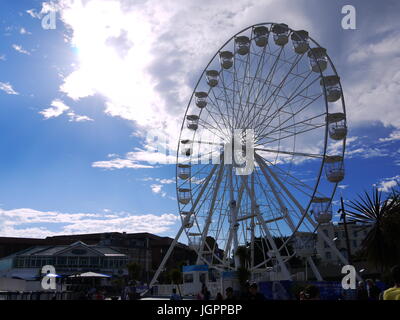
top-left (150, 22), bottom-right (351, 286)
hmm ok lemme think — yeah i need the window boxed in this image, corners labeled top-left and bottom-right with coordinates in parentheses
top-left (184, 274), bottom-right (193, 283)
top-left (353, 231), bottom-right (358, 237)
top-left (324, 241), bottom-right (329, 248)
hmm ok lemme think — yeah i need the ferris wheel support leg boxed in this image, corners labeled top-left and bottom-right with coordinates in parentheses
top-left (306, 256), bottom-right (323, 281)
top-left (256, 154), bottom-right (361, 281)
top-left (239, 175), bottom-right (292, 281)
top-left (144, 164), bottom-right (219, 295)
top-left (196, 161), bottom-right (225, 265)
top-left (223, 175), bottom-right (245, 268)
top-left (255, 159), bottom-right (323, 281)
top-left (146, 224), bottom-right (186, 294)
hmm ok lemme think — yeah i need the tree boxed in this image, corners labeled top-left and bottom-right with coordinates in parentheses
top-left (345, 188), bottom-right (400, 271)
top-left (169, 268), bottom-right (183, 296)
top-left (235, 246), bottom-right (251, 290)
top-left (127, 262), bottom-right (142, 283)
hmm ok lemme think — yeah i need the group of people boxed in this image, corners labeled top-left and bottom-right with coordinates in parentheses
top-left (356, 266), bottom-right (400, 300)
top-left (169, 265), bottom-right (400, 301)
top-left (170, 282), bottom-right (265, 301)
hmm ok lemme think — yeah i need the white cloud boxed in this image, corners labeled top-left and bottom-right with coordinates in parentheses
top-left (39, 99), bottom-right (70, 119)
top-left (376, 175), bottom-right (400, 192)
top-left (0, 207), bottom-right (179, 238)
top-left (67, 111), bottom-right (93, 122)
top-left (12, 44), bottom-right (31, 55)
top-left (54, 0), bottom-right (314, 166)
top-left (379, 130), bottom-right (400, 142)
top-left (92, 158), bottom-right (154, 170)
top-left (345, 31), bottom-right (400, 129)
top-left (0, 55), bottom-right (6, 61)
top-left (0, 82), bottom-right (19, 95)
top-left (20, 28), bottom-right (32, 35)
top-left (26, 9), bottom-right (40, 18)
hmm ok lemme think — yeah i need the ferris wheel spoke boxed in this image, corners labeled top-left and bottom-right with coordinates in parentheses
top-left (237, 45), bottom-right (285, 129)
top-left (219, 69), bottom-right (236, 130)
top-left (233, 49), bottom-right (252, 128)
top-left (258, 110), bottom-right (325, 141)
top-left (207, 89), bottom-right (234, 133)
top-left (255, 92), bottom-right (323, 141)
top-left (198, 111), bottom-right (231, 141)
top-left (238, 45), bottom-right (269, 129)
top-left (258, 122), bottom-right (325, 145)
top-left (254, 74), bottom-right (322, 137)
top-left (254, 147), bottom-right (324, 159)
top-left (255, 153), bottom-right (321, 197)
top-left (252, 53), bottom-right (304, 127)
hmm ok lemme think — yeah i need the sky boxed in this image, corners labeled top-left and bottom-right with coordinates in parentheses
top-left (0, 0), bottom-right (399, 239)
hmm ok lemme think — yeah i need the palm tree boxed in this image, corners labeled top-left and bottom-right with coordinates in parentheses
top-left (345, 188), bottom-right (400, 271)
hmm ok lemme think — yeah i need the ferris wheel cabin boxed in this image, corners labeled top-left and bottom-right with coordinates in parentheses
top-left (327, 113), bottom-right (347, 140)
top-left (308, 47), bottom-right (328, 73)
top-left (205, 70), bottom-right (219, 87)
top-left (321, 75), bottom-right (342, 102)
top-left (325, 155), bottom-right (345, 183)
top-left (311, 197), bottom-right (333, 224)
top-left (186, 114), bottom-right (199, 130)
top-left (220, 51), bottom-right (234, 69)
top-left (253, 26), bottom-right (269, 47)
top-left (178, 164), bottom-right (191, 180)
top-left (195, 91), bottom-right (208, 108)
top-left (178, 188), bottom-right (191, 205)
top-left (272, 23), bottom-right (289, 46)
top-left (291, 30), bottom-right (309, 54)
top-left (235, 36), bottom-right (251, 55)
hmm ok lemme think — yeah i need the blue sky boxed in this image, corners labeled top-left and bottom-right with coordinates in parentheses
top-left (0, 0), bottom-right (399, 239)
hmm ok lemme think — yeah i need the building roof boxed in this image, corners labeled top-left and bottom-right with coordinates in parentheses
top-left (1, 241), bottom-right (126, 259)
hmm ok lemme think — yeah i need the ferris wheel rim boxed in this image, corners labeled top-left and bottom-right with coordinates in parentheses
top-left (175, 22), bottom-right (347, 269)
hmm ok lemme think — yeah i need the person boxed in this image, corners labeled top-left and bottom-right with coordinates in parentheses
top-left (383, 265), bottom-right (400, 300)
top-left (240, 281), bottom-right (250, 300)
top-left (365, 279), bottom-right (381, 300)
top-left (300, 285), bottom-right (320, 300)
top-left (170, 288), bottom-right (182, 300)
top-left (356, 281), bottom-right (368, 300)
top-left (202, 284), bottom-right (211, 301)
top-left (215, 292), bottom-right (223, 300)
top-left (248, 282), bottom-right (265, 301)
top-left (225, 287), bottom-right (236, 301)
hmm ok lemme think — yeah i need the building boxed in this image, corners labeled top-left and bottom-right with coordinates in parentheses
top-left (0, 241), bottom-right (128, 280)
top-left (0, 232), bottom-right (197, 284)
top-left (316, 221), bottom-right (372, 264)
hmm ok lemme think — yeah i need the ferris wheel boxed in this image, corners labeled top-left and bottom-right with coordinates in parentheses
top-left (150, 23), bottom-right (352, 286)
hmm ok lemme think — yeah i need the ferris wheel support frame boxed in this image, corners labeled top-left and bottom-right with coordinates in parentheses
top-left (256, 154), bottom-right (361, 281)
top-left (196, 160), bottom-right (226, 264)
top-left (144, 164), bottom-right (219, 294)
top-left (239, 174), bottom-right (292, 280)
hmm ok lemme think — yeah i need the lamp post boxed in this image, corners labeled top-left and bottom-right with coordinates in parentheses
top-left (339, 196), bottom-right (352, 265)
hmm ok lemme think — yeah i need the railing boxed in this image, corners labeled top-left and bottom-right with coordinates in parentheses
top-left (0, 291), bottom-right (80, 300)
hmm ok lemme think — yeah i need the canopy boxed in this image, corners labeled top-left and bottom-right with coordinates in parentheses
top-left (69, 272), bottom-right (111, 278)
